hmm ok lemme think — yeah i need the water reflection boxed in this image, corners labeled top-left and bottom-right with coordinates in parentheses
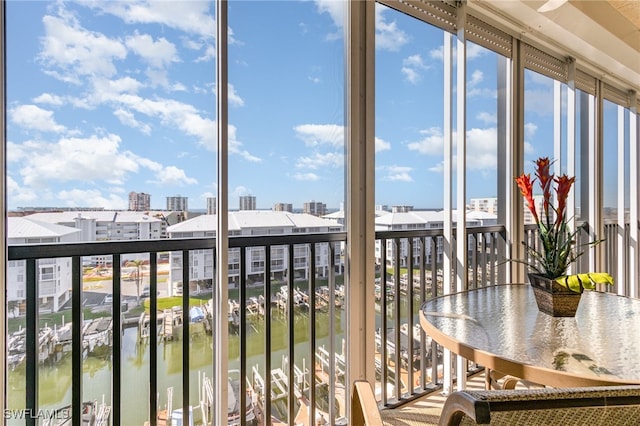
top-left (8, 293), bottom-right (421, 425)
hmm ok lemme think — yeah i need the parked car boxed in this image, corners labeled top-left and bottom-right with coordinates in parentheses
top-left (140, 286), bottom-right (159, 298)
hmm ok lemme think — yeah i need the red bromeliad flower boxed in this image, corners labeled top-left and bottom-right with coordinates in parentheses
top-left (555, 175), bottom-right (575, 227)
top-left (513, 157), bottom-right (612, 293)
top-left (515, 174), bottom-right (539, 224)
top-left (514, 157), bottom-right (580, 279)
top-left (535, 157), bottom-right (552, 219)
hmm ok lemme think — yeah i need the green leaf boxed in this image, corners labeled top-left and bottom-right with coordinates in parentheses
top-left (555, 272), bottom-right (614, 292)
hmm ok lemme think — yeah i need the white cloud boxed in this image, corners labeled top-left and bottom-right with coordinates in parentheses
top-left (524, 141), bottom-right (535, 154)
top-left (525, 122), bottom-right (538, 137)
top-left (6, 142), bottom-right (28, 163)
top-left (294, 124), bottom-right (343, 147)
top-left (125, 32), bottom-right (178, 68)
top-left (39, 15), bottom-right (127, 81)
top-left (182, 37), bottom-right (203, 50)
top-left (466, 127), bottom-right (498, 171)
top-left (525, 89), bottom-right (554, 116)
top-left (149, 166), bottom-right (198, 186)
top-left (92, 77), bottom-right (143, 98)
top-left (380, 165), bottom-right (413, 182)
top-left (33, 93), bottom-right (64, 106)
top-left (315, 0), bottom-right (344, 29)
top-left (477, 112), bottom-right (497, 124)
top-left (293, 172), bottom-right (320, 181)
top-left (57, 188), bottom-right (127, 209)
top-left (375, 4), bottom-right (409, 51)
top-left (10, 105), bottom-right (66, 133)
top-left (32, 9), bottom-right (240, 158)
top-left (407, 127), bottom-right (444, 155)
top-left (145, 68), bottom-right (170, 88)
top-left (113, 108), bottom-right (152, 134)
top-left (16, 134), bottom-right (137, 187)
top-left (232, 186), bottom-right (251, 198)
top-left (401, 54), bottom-right (430, 84)
top-left (82, 1), bottom-right (215, 39)
top-left (429, 43), bottom-right (488, 62)
top-left (195, 45), bottom-right (216, 63)
top-left (11, 133), bottom-right (196, 190)
top-left (228, 84), bottom-right (245, 107)
top-left (469, 69), bottom-right (483, 86)
top-left (467, 43), bottom-right (488, 60)
top-left (403, 54), bottom-right (427, 69)
top-left (230, 140), bottom-right (262, 162)
top-left (296, 152), bottom-right (343, 170)
top-left (429, 46), bottom-right (444, 61)
top-left (408, 126), bottom-right (498, 172)
top-left (375, 137), bottom-right (391, 152)
top-left (401, 67), bottom-right (420, 84)
top-left (6, 175), bottom-right (40, 204)
top-left (225, 124), bottom-right (261, 163)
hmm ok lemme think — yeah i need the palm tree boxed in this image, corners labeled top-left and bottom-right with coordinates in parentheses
top-left (126, 259), bottom-right (145, 304)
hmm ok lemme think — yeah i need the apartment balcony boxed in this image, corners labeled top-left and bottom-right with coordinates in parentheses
top-left (2, 0), bottom-right (639, 425)
top-left (4, 224), bottom-right (523, 425)
top-left (6, 221), bottom-right (633, 425)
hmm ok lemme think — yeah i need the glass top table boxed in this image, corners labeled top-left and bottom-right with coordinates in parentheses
top-left (420, 284), bottom-right (640, 387)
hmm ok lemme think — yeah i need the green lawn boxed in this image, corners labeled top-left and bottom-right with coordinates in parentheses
top-left (8, 308), bottom-right (112, 334)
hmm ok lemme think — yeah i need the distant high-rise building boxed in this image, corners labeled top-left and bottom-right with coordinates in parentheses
top-left (468, 197), bottom-right (498, 215)
top-left (129, 192), bottom-right (151, 211)
top-left (273, 203), bottom-right (293, 213)
top-left (207, 197), bottom-right (217, 215)
top-left (303, 200), bottom-right (326, 216)
top-left (239, 195), bottom-right (256, 211)
top-left (392, 205), bottom-right (413, 213)
top-left (167, 195), bottom-right (188, 212)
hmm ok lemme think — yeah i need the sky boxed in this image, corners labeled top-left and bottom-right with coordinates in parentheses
top-left (6, 0), bottom-right (573, 212)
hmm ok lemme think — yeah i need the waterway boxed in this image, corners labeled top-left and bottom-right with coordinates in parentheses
top-left (6, 295), bottom-right (419, 425)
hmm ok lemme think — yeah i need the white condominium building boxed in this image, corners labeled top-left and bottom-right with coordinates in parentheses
top-left (167, 196), bottom-right (188, 212)
top-left (7, 217), bottom-right (81, 313)
top-left (25, 211), bottom-right (166, 241)
top-left (239, 195), bottom-right (256, 211)
top-left (374, 209), bottom-right (497, 269)
top-left (166, 211), bottom-right (343, 290)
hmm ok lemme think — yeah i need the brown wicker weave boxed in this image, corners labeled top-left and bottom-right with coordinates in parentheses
top-left (440, 385), bottom-right (640, 426)
top-left (353, 378), bottom-right (640, 426)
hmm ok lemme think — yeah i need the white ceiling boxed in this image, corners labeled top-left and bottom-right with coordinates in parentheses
top-left (468, 0), bottom-right (640, 92)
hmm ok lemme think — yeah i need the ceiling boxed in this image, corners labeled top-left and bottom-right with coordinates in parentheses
top-left (576, 0), bottom-right (640, 52)
top-left (469, 0), bottom-right (640, 92)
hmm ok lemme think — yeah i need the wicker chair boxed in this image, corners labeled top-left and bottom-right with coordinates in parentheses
top-left (439, 386), bottom-right (640, 426)
top-left (352, 381), bottom-right (640, 426)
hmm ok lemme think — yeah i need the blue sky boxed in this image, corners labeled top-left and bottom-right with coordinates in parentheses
top-left (7, 0), bottom-right (567, 211)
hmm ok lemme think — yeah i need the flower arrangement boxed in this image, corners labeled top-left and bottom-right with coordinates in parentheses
top-left (515, 157), bottom-right (613, 293)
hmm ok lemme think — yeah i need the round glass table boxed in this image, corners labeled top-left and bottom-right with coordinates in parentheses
top-left (420, 284), bottom-right (640, 387)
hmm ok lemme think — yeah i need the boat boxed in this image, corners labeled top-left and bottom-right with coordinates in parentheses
top-left (189, 306), bottom-right (205, 323)
top-left (200, 370), bottom-right (260, 426)
top-left (41, 399), bottom-right (110, 426)
top-left (227, 370), bottom-right (258, 426)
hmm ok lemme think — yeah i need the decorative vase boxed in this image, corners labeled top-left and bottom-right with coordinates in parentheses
top-left (528, 273), bottom-right (582, 317)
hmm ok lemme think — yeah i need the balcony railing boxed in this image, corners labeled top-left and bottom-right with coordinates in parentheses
top-left (6, 225), bottom-right (508, 425)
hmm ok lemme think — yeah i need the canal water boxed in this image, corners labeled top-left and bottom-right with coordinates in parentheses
top-left (7, 296), bottom-right (419, 425)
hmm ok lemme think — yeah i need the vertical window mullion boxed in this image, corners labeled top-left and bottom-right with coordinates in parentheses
top-left (442, 29), bottom-right (455, 396)
top-left (617, 105), bottom-right (626, 295)
top-left (629, 94), bottom-right (639, 298)
top-left (455, 3), bottom-right (468, 392)
top-left (215, 1), bottom-right (229, 424)
top-left (567, 59), bottom-right (577, 275)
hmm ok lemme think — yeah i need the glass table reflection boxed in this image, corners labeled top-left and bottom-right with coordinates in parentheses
top-left (420, 284), bottom-right (640, 387)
